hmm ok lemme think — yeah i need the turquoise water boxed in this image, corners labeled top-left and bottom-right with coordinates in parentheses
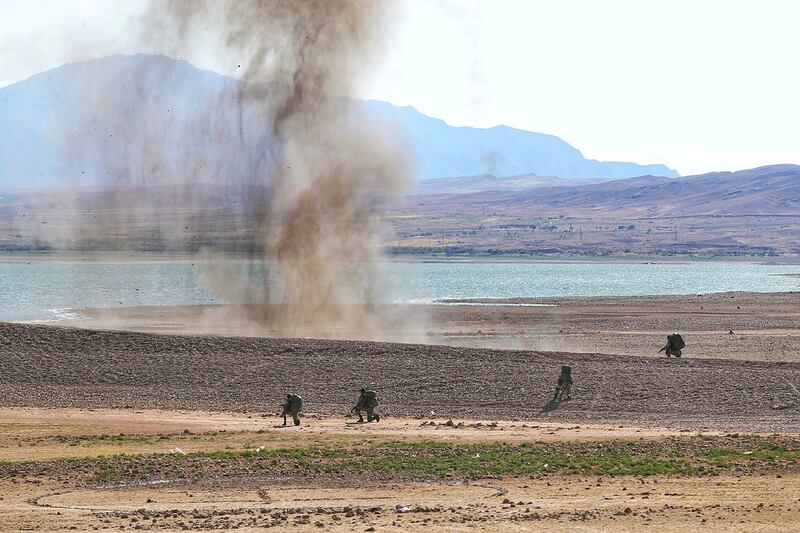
top-left (1, 260), bottom-right (799, 322)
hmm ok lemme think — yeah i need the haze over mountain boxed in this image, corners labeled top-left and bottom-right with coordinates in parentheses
top-left (358, 100), bottom-right (677, 180)
top-left (0, 54), bottom-right (677, 189)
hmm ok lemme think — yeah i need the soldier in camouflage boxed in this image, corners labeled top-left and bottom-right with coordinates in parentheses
top-left (281, 394), bottom-right (303, 426)
top-left (553, 365), bottom-right (572, 401)
top-left (353, 388), bottom-right (380, 423)
top-left (659, 333), bottom-right (685, 358)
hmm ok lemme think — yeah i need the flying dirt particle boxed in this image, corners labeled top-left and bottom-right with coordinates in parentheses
top-left (63, 0), bottom-right (419, 340)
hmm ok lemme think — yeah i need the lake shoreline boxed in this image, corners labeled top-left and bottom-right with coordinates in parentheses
top-left (3, 250), bottom-right (800, 265)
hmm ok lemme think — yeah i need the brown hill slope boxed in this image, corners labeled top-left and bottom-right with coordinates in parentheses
top-left (410, 164), bottom-right (800, 217)
top-left (3, 165), bottom-right (800, 255)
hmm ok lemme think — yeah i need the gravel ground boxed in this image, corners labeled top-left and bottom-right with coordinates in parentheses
top-left (1, 322), bottom-right (799, 432)
top-left (72, 291), bottom-right (800, 361)
top-left (431, 291), bottom-right (800, 361)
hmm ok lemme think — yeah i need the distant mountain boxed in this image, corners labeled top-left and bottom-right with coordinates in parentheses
top-left (0, 55), bottom-right (266, 190)
top-left (359, 100), bottom-right (677, 180)
top-left (410, 165), bottom-right (800, 217)
top-left (0, 54), bottom-right (677, 189)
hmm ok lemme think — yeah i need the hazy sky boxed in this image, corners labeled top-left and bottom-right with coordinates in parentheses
top-left (1, 0), bottom-right (798, 175)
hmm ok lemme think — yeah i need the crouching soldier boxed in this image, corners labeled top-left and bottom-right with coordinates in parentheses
top-left (281, 394), bottom-right (303, 426)
top-left (353, 388), bottom-right (380, 423)
top-left (553, 365), bottom-right (572, 401)
top-left (658, 333), bottom-right (685, 358)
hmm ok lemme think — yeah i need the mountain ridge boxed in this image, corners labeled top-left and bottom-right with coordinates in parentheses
top-left (409, 164), bottom-right (800, 217)
top-left (0, 54), bottom-right (678, 188)
top-left (358, 98), bottom-right (677, 180)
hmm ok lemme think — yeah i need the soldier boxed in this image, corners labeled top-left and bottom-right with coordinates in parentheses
top-left (553, 365), bottom-right (572, 401)
top-left (658, 333), bottom-right (685, 358)
top-left (352, 387), bottom-right (380, 423)
top-left (281, 393), bottom-right (303, 426)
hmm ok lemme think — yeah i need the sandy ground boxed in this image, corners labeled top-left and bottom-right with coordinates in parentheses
top-left (0, 407), bottom-right (703, 463)
top-left (67, 291), bottom-right (800, 362)
top-left (4, 472), bottom-right (799, 531)
top-left (0, 408), bottom-right (800, 531)
top-left (0, 407), bottom-right (798, 531)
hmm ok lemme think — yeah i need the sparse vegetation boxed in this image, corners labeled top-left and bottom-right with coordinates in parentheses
top-left (4, 435), bottom-right (798, 486)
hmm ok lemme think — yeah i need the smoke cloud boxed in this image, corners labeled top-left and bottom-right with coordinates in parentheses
top-left (59, 0), bottom-right (417, 339)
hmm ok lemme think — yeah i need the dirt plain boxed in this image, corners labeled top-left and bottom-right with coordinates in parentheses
top-left (67, 290), bottom-right (800, 361)
top-left (1, 321), bottom-right (799, 431)
top-left (2, 290), bottom-right (800, 531)
top-left (0, 408), bottom-right (799, 532)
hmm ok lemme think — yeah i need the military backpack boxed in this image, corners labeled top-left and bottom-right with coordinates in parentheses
top-left (670, 334), bottom-right (686, 350)
top-left (286, 394), bottom-right (303, 413)
top-left (360, 390), bottom-right (378, 409)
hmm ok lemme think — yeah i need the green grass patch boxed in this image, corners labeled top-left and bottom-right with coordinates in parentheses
top-left (166, 437), bottom-right (798, 478)
top-left (3, 435), bottom-right (797, 484)
top-left (50, 433), bottom-right (175, 446)
top-left (44, 432), bottom-right (227, 447)
top-left (91, 465), bottom-right (127, 484)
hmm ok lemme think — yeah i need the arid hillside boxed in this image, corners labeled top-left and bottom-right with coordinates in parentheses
top-left (4, 165), bottom-right (800, 256)
top-left (391, 165), bottom-right (800, 256)
top-left (408, 165), bottom-right (800, 217)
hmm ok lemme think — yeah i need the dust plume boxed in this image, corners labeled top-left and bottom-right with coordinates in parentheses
top-left (61, 0), bottom-right (419, 340)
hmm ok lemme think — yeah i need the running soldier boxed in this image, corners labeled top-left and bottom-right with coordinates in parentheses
top-left (553, 365), bottom-right (573, 401)
top-left (658, 333), bottom-right (685, 358)
top-left (353, 388), bottom-right (380, 423)
top-left (281, 394), bottom-right (303, 426)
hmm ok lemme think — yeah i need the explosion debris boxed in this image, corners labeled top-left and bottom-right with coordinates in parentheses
top-left (63, 0), bottom-right (414, 339)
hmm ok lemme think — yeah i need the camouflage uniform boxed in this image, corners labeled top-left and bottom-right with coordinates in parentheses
top-left (553, 365), bottom-right (572, 401)
top-left (354, 388), bottom-right (380, 423)
top-left (281, 394), bottom-right (303, 426)
top-left (660, 333), bottom-right (685, 358)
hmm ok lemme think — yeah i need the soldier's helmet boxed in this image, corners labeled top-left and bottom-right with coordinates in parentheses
top-left (360, 387), bottom-right (366, 394)
top-left (561, 365), bottom-right (572, 374)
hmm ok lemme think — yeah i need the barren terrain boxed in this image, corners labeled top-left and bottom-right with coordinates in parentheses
top-left (5, 291), bottom-right (800, 531)
top-left (1, 320), bottom-right (799, 530)
top-left (389, 165), bottom-right (800, 256)
top-left (1, 322), bottom-right (799, 432)
top-left (1, 408), bottom-right (799, 531)
top-left (68, 290), bottom-right (800, 361)
top-left (6, 166), bottom-right (800, 256)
